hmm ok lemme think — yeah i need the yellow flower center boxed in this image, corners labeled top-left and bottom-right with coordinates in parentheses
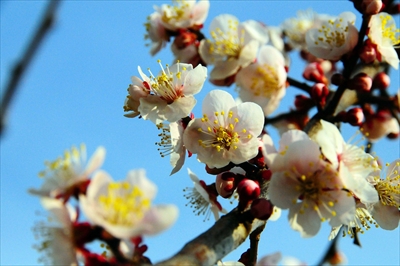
top-left (314, 18), bottom-right (353, 47)
top-left (147, 60), bottom-right (185, 104)
top-left (250, 64), bottom-right (280, 97)
top-left (161, 0), bottom-right (191, 24)
top-left (197, 111), bottom-right (251, 152)
top-left (207, 19), bottom-right (243, 60)
top-left (99, 182), bottom-right (151, 226)
top-left (379, 14), bottom-right (400, 46)
top-left (373, 162), bottom-right (400, 208)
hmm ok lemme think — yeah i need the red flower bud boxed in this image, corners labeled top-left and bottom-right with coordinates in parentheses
top-left (215, 172), bottom-right (237, 198)
top-left (303, 62), bottom-right (327, 83)
top-left (311, 83), bottom-right (330, 107)
top-left (344, 107), bottom-right (364, 126)
top-left (349, 73), bottom-right (372, 92)
top-left (359, 40), bottom-right (377, 64)
top-left (237, 179), bottom-right (260, 210)
top-left (250, 198), bottom-right (274, 220)
top-left (373, 72), bottom-right (390, 90)
top-left (294, 95), bottom-right (314, 111)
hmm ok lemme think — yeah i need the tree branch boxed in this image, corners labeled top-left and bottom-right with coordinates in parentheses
top-left (0, 0), bottom-right (61, 136)
top-left (155, 209), bottom-right (265, 266)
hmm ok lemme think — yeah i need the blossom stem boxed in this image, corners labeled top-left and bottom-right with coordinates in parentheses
top-left (316, 227), bottom-right (342, 266)
top-left (304, 15), bottom-right (372, 133)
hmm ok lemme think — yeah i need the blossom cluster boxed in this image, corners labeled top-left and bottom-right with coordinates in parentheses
top-left (30, 145), bottom-right (178, 264)
top-left (29, 0), bottom-right (400, 265)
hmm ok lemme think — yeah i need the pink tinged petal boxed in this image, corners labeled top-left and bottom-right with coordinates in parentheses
top-left (370, 203), bottom-right (400, 230)
top-left (268, 172), bottom-right (301, 209)
top-left (234, 102), bottom-right (264, 136)
top-left (285, 139), bottom-right (322, 174)
top-left (311, 120), bottom-right (344, 168)
top-left (278, 129), bottom-right (309, 152)
top-left (325, 190), bottom-right (356, 227)
top-left (137, 66), bottom-right (151, 83)
top-left (183, 119), bottom-right (204, 155)
top-left (238, 40), bottom-right (259, 68)
top-left (138, 96), bottom-right (168, 124)
top-left (170, 150), bottom-right (185, 175)
top-left (86, 170), bottom-right (113, 200)
top-left (191, 0), bottom-right (210, 25)
top-left (210, 59), bottom-right (240, 80)
top-left (199, 40), bottom-right (224, 65)
top-left (257, 252), bottom-right (282, 265)
top-left (258, 45), bottom-right (285, 67)
top-left (210, 14), bottom-right (239, 34)
top-left (126, 169), bottom-right (157, 200)
top-left (182, 64), bottom-right (208, 95)
top-left (239, 20), bottom-right (269, 44)
top-left (40, 198), bottom-right (74, 227)
top-left (289, 203), bottom-right (322, 237)
top-left (163, 96), bottom-right (197, 122)
top-left (379, 46), bottom-right (400, 69)
top-left (339, 163), bottom-right (379, 204)
top-left (82, 146), bottom-right (106, 177)
top-left (140, 205), bottom-right (179, 235)
top-left (202, 90), bottom-right (236, 115)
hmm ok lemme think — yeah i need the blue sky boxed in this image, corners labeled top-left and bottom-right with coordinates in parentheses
top-left (1, 1), bottom-right (399, 265)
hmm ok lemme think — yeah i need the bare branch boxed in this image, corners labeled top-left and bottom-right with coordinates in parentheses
top-left (156, 209), bottom-right (266, 266)
top-left (0, 0), bottom-right (61, 136)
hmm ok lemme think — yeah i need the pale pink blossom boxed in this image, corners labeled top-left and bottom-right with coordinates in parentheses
top-left (135, 61), bottom-right (207, 124)
top-left (236, 45), bottom-right (287, 116)
top-left (155, 0), bottom-right (210, 31)
top-left (155, 120), bottom-right (187, 175)
top-left (310, 120), bottom-right (379, 204)
top-left (79, 169), bottom-right (178, 239)
top-left (368, 12), bottom-right (400, 69)
top-left (29, 145), bottom-right (105, 198)
top-left (199, 14), bottom-right (269, 80)
top-left (366, 159), bottom-right (400, 230)
top-left (33, 198), bottom-right (78, 265)
top-left (144, 12), bottom-right (169, 56)
top-left (184, 168), bottom-right (227, 221)
top-left (361, 110), bottom-right (400, 142)
top-left (265, 130), bottom-right (356, 237)
top-left (183, 90), bottom-right (264, 168)
top-left (281, 9), bottom-right (316, 50)
top-left (306, 12), bottom-right (358, 60)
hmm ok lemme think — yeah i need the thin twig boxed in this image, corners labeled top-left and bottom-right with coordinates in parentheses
top-left (0, 0), bottom-right (61, 136)
top-left (248, 224), bottom-right (266, 266)
top-left (287, 76), bottom-right (312, 94)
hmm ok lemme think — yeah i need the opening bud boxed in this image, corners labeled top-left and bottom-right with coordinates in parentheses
top-left (237, 179), bottom-right (260, 210)
top-left (215, 172), bottom-right (237, 198)
top-left (349, 73), bottom-right (372, 92)
top-left (373, 72), bottom-right (390, 90)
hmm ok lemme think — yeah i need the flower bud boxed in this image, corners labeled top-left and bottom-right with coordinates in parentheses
top-left (373, 72), bottom-right (390, 90)
top-left (215, 172), bottom-right (237, 198)
top-left (363, 0), bottom-right (383, 15)
top-left (237, 179), bottom-right (260, 210)
top-left (173, 30), bottom-right (197, 49)
top-left (294, 95), bottom-right (314, 111)
top-left (344, 107), bottom-right (364, 126)
top-left (250, 198), bottom-right (274, 220)
top-left (303, 62), bottom-right (327, 83)
top-left (361, 110), bottom-right (400, 142)
top-left (311, 83), bottom-right (330, 107)
top-left (359, 40), bottom-right (377, 64)
top-left (349, 73), bottom-right (372, 92)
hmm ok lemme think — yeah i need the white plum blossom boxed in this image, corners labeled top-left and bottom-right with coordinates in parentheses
top-left (368, 12), bottom-right (400, 69)
top-left (155, 120), bottom-right (187, 175)
top-left (29, 145), bottom-right (105, 198)
top-left (155, 0), bottom-right (210, 31)
top-left (184, 168), bottom-right (227, 221)
top-left (236, 45), bottom-right (287, 116)
top-left (306, 12), bottom-right (358, 60)
top-left (79, 169), bottom-right (178, 239)
top-left (144, 12), bottom-right (169, 56)
top-left (281, 8), bottom-right (316, 50)
top-left (33, 198), bottom-right (78, 265)
top-left (199, 14), bottom-right (269, 80)
top-left (264, 130), bottom-right (356, 237)
top-left (310, 120), bottom-right (379, 204)
top-left (124, 76), bottom-right (151, 118)
top-left (366, 159), bottom-right (400, 230)
top-left (183, 90), bottom-right (264, 168)
top-left (134, 61), bottom-right (207, 124)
